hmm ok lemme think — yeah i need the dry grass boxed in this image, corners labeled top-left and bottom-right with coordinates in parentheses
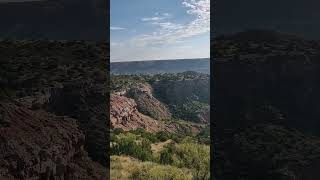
top-left (110, 155), bottom-right (193, 180)
top-left (110, 156), bottom-right (138, 180)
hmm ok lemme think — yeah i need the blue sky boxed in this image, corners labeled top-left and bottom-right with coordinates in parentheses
top-left (111, 0), bottom-right (210, 62)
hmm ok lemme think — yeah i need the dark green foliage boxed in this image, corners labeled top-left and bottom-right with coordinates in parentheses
top-left (197, 126), bottom-right (210, 144)
top-left (110, 74), bottom-right (148, 92)
top-left (128, 128), bottom-right (172, 143)
top-left (111, 133), bottom-right (153, 161)
top-left (129, 128), bottom-right (158, 143)
top-left (174, 143), bottom-right (210, 179)
top-left (170, 133), bottom-right (184, 143)
top-left (171, 100), bottom-right (209, 123)
top-left (159, 148), bottom-right (173, 165)
top-left (156, 131), bottom-right (171, 142)
top-left (157, 142), bottom-right (210, 179)
top-left (113, 128), bottom-right (124, 135)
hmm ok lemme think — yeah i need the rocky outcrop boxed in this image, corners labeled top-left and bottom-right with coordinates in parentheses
top-left (110, 94), bottom-right (166, 132)
top-left (126, 83), bottom-right (172, 120)
top-left (0, 40), bottom-right (109, 178)
top-left (0, 102), bottom-right (107, 180)
top-left (110, 93), bottom-right (205, 135)
top-left (46, 81), bottom-right (108, 166)
top-left (110, 72), bottom-right (210, 133)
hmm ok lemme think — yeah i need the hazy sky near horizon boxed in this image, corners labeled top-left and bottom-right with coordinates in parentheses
top-left (110, 0), bottom-right (210, 62)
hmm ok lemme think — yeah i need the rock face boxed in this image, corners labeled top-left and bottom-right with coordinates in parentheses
top-left (110, 94), bottom-right (165, 132)
top-left (110, 93), bottom-right (205, 135)
top-left (0, 40), bottom-right (109, 179)
top-left (110, 72), bottom-right (210, 134)
top-left (46, 82), bottom-right (108, 166)
top-left (0, 103), bottom-right (106, 179)
top-left (126, 83), bottom-right (172, 120)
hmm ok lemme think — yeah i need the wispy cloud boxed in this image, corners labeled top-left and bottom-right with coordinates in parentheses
top-left (110, 26), bottom-right (126, 30)
top-left (141, 12), bottom-right (172, 22)
top-left (111, 0), bottom-right (210, 61)
top-left (133, 0), bottom-right (209, 47)
top-left (141, 17), bottom-right (166, 21)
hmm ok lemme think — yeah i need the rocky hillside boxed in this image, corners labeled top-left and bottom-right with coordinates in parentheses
top-left (213, 30), bottom-right (320, 179)
top-left (110, 72), bottom-right (209, 135)
top-left (111, 72), bottom-right (210, 124)
top-left (110, 93), bottom-right (204, 135)
top-left (0, 40), bottom-right (108, 179)
top-left (110, 93), bottom-right (166, 132)
top-left (126, 83), bottom-right (172, 120)
top-left (110, 63), bottom-right (211, 180)
top-left (0, 103), bottom-right (106, 179)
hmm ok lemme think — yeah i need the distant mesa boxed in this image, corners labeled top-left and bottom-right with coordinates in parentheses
top-left (111, 58), bottom-right (210, 75)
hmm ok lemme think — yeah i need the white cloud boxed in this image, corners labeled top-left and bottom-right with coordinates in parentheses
top-left (110, 26), bottom-right (126, 30)
top-left (151, 22), bottom-right (184, 30)
top-left (111, 0), bottom-right (210, 61)
top-left (141, 17), bottom-right (166, 21)
top-left (141, 12), bottom-right (172, 22)
top-left (135, 0), bottom-right (209, 46)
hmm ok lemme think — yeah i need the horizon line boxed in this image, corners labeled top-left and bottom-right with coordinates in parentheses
top-left (110, 57), bottom-right (210, 63)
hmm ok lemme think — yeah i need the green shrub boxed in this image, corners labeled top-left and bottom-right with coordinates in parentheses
top-left (170, 133), bottom-right (184, 143)
top-left (159, 149), bottom-right (173, 165)
top-left (156, 131), bottom-right (170, 142)
top-left (129, 128), bottom-right (158, 143)
top-left (172, 143), bottom-right (210, 179)
top-left (111, 133), bottom-right (153, 161)
top-left (113, 128), bottom-right (124, 135)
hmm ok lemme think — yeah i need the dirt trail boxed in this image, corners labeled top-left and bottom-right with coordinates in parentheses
top-left (151, 139), bottom-right (174, 153)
